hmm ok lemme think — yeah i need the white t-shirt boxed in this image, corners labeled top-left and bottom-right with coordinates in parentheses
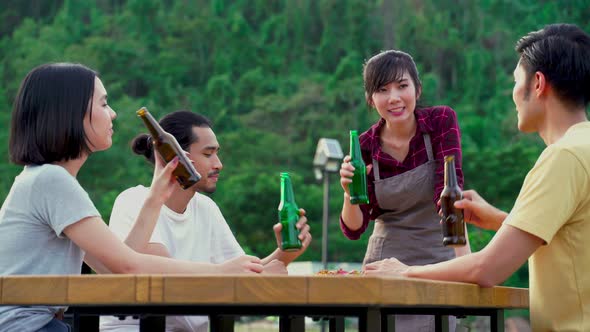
top-left (100, 185), bottom-right (244, 332)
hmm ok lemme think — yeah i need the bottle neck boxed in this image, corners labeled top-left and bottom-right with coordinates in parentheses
top-left (444, 157), bottom-right (458, 187)
top-left (140, 111), bottom-right (166, 138)
top-left (350, 133), bottom-right (362, 159)
top-left (280, 176), bottom-right (296, 204)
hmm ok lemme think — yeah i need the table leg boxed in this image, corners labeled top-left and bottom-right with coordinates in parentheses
top-left (139, 315), bottom-right (165, 332)
top-left (210, 315), bottom-right (235, 332)
top-left (328, 316), bottom-right (344, 332)
top-left (381, 313), bottom-right (395, 332)
top-left (72, 314), bottom-right (98, 332)
top-left (434, 315), bottom-right (450, 332)
top-left (279, 315), bottom-right (305, 332)
top-left (358, 307), bottom-right (380, 332)
top-left (490, 310), bottom-right (505, 332)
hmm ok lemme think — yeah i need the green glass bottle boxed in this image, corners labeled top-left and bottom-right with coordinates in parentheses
top-left (278, 172), bottom-right (302, 252)
top-left (349, 130), bottom-right (369, 205)
top-left (440, 155), bottom-right (467, 247)
top-left (137, 107), bottom-right (201, 189)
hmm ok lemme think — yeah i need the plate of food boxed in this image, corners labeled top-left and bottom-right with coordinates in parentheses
top-left (316, 268), bottom-right (362, 276)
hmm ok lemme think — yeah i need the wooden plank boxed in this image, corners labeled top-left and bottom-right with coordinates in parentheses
top-left (136, 275), bottom-right (151, 303)
top-left (150, 275), bottom-right (164, 303)
top-left (379, 277), bottom-right (528, 308)
top-left (478, 287), bottom-right (495, 307)
top-left (492, 286), bottom-right (529, 308)
top-left (381, 278), bottom-right (482, 306)
top-left (308, 276), bottom-right (381, 304)
top-left (68, 275), bottom-right (136, 304)
top-left (235, 276), bottom-right (307, 304)
top-left (2, 275), bottom-right (67, 305)
top-left (162, 275), bottom-right (234, 304)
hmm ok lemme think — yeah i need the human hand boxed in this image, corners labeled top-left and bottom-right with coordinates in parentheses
top-left (363, 257), bottom-right (409, 276)
top-left (339, 156), bottom-right (372, 196)
top-left (219, 255), bottom-right (263, 274)
top-left (273, 208), bottom-right (312, 264)
top-left (148, 154), bottom-right (179, 205)
top-left (453, 190), bottom-right (506, 231)
top-left (261, 259), bottom-right (288, 275)
top-left (339, 155), bottom-right (354, 194)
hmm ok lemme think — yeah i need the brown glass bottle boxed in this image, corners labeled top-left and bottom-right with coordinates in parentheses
top-left (440, 155), bottom-right (466, 247)
top-left (137, 107), bottom-right (201, 189)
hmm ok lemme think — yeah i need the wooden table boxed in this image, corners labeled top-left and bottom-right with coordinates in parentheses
top-left (0, 274), bottom-right (528, 332)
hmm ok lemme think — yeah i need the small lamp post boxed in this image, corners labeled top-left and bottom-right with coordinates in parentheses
top-left (313, 138), bottom-right (344, 271)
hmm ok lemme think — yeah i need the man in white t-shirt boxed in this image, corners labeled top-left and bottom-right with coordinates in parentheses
top-left (100, 111), bottom-right (312, 332)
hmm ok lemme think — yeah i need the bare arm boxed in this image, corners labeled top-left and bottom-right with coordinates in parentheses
top-left (365, 224), bottom-right (543, 287)
top-left (453, 222), bottom-right (472, 257)
top-left (70, 217), bottom-right (264, 274)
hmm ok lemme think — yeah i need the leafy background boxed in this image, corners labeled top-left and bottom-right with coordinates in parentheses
top-left (1, 0), bottom-right (588, 297)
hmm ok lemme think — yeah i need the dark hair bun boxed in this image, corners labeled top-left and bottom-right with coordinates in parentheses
top-left (131, 133), bottom-right (154, 162)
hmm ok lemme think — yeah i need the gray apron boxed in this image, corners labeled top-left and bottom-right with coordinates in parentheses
top-left (363, 133), bottom-right (456, 332)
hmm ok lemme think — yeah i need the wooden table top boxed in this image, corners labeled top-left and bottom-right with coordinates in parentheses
top-left (0, 274), bottom-right (528, 309)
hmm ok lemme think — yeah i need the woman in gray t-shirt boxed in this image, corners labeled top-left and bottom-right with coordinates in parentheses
top-left (0, 63), bottom-right (263, 332)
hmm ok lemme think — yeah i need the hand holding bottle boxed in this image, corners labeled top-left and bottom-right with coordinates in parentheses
top-left (454, 190), bottom-right (507, 231)
top-left (273, 208), bottom-right (312, 263)
top-left (340, 155), bottom-right (373, 196)
top-left (146, 155), bottom-right (179, 206)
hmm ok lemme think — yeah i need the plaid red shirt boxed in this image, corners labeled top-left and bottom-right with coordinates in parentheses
top-left (340, 106), bottom-right (464, 239)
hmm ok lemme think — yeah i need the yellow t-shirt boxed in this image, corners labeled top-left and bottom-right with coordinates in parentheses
top-left (506, 122), bottom-right (590, 332)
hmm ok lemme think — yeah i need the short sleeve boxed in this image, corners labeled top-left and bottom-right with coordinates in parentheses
top-left (33, 166), bottom-right (100, 237)
top-left (506, 146), bottom-right (587, 243)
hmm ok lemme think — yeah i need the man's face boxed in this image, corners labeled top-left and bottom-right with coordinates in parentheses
top-left (512, 62), bottom-right (542, 133)
top-left (187, 126), bottom-right (222, 194)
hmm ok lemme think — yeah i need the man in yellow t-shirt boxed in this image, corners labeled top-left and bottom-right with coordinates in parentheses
top-left (363, 23), bottom-right (590, 331)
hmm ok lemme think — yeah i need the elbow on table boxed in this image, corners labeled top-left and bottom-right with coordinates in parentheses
top-left (471, 257), bottom-right (501, 288)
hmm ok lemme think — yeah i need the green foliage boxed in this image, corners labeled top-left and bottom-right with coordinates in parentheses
top-left (1, 0), bottom-right (587, 294)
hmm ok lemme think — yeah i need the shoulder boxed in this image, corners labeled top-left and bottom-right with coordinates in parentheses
top-left (537, 143), bottom-right (581, 167)
top-left (28, 164), bottom-right (84, 195)
top-left (528, 143), bottom-right (587, 186)
top-left (417, 105), bottom-right (458, 121)
top-left (34, 164), bottom-right (76, 184)
top-left (114, 185), bottom-right (149, 206)
top-left (416, 106), bottom-right (459, 134)
top-left (192, 192), bottom-right (222, 213)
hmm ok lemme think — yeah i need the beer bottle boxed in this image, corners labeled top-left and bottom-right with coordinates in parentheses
top-left (137, 107), bottom-right (201, 189)
top-left (278, 172), bottom-right (302, 252)
top-left (440, 155), bottom-right (467, 247)
top-left (349, 130), bottom-right (369, 205)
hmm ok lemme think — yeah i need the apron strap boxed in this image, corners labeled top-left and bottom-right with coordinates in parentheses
top-left (372, 158), bottom-right (380, 180)
top-left (373, 133), bottom-right (433, 180)
top-left (423, 133), bottom-right (434, 162)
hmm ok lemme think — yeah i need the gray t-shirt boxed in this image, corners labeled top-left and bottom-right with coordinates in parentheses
top-left (0, 164), bottom-right (100, 332)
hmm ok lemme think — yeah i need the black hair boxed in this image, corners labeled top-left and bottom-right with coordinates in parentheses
top-left (363, 50), bottom-right (422, 105)
top-left (516, 23), bottom-right (590, 108)
top-left (132, 110), bottom-right (212, 163)
top-left (9, 63), bottom-right (97, 165)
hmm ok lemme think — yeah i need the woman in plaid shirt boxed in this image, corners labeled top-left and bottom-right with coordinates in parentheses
top-left (339, 50), bottom-right (470, 331)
